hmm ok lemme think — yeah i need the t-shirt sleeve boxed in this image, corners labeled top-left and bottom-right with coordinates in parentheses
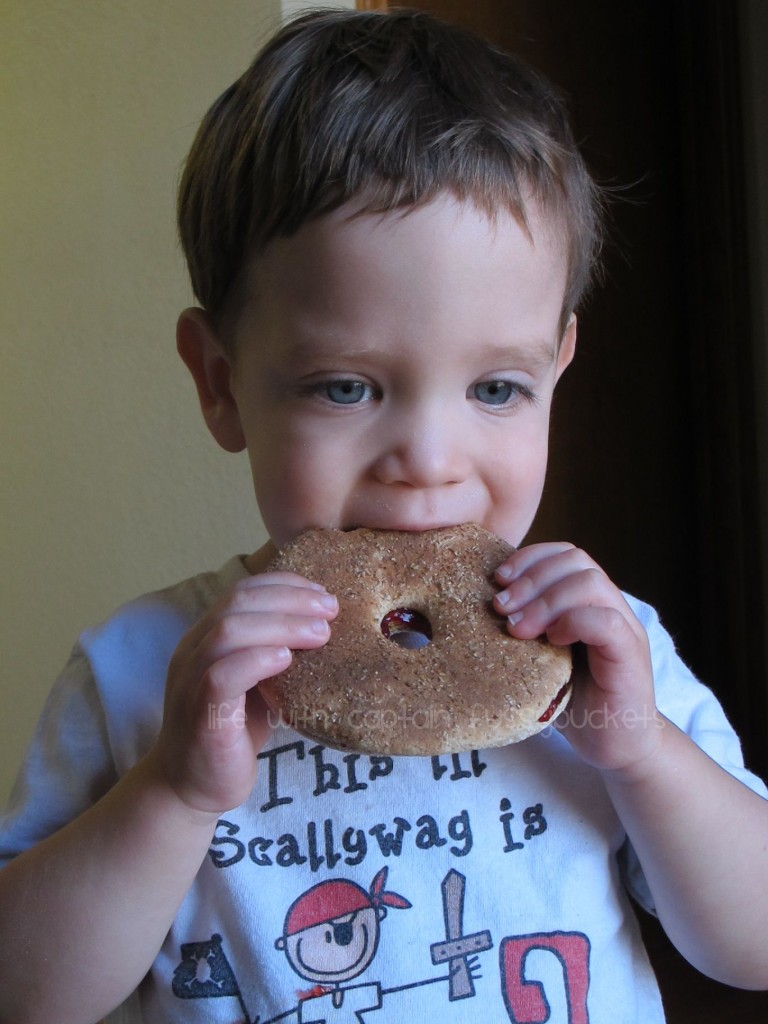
top-left (0, 564), bottom-right (239, 869)
top-left (0, 643), bottom-right (117, 867)
top-left (619, 594), bottom-right (768, 912)
top-left (0, 571), bottom-right (233, 1022)
top-left (629, 595), bottom-right (767, 792)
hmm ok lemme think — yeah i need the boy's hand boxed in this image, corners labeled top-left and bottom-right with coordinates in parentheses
top-left (154, 572), bottom-right (338, 815)
top-left (494, 543), bottom-right (662, 774)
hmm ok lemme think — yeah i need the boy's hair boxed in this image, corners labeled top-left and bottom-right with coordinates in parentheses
top-left (178, 7), bottom-right (603, 339)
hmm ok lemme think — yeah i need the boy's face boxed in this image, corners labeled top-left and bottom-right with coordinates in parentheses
top-left (185, 195), bottom-right (575, 550)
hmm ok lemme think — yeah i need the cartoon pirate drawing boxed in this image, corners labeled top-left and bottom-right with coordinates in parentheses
top-left (274, 867), bottom-right (409, 1021)
top-left (173, 867), bottom-right (493, 1023)
top-left (271, 866), bottom-right (492, 1022)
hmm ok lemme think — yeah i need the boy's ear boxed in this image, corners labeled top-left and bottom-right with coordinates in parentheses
top-left (556, 313), bottom-right (577, 381)
top-left (176, 307), bottom-right (246, 453)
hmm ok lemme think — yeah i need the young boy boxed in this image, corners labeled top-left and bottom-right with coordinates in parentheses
top-left (1, 9), bottom-right (767, 1023)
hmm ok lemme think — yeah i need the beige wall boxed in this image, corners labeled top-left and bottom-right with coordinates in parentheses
top-left (0, 0), bottom-right (353, 805)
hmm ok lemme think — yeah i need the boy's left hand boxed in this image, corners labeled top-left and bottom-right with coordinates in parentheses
top-left (496, 543), bottom-right (768, 989)
top-left (494, 542), bottom-right (662, 774)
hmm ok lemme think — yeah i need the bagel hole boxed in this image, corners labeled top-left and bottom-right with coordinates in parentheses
top-left (381, 608), bottom-right (432, 649)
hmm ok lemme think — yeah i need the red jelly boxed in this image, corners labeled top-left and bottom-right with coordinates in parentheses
top-left (538, 684), bottom-right (570, 723)
top-left (381, 608), bottom-right (433, 649)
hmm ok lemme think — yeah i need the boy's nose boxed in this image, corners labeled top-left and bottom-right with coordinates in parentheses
top-left (372, 406), bottom-right (471, 489)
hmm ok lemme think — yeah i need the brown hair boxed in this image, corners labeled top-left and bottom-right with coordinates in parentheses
top-left (178, 8), bottom-right (603, 338)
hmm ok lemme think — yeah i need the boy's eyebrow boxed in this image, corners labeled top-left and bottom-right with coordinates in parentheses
top-left (283, 337), bottom-right (559, 369)
top-left (473, 338), bottom-right (559, 369)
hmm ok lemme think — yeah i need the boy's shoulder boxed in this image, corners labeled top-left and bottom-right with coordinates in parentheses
top-left (0, 559), bottom-right (252, 864)
top-left (620, 590), bottom-right (706, 710)
top-left (81, 555), bottom-right (249, 656)
top-left (624, 591), bottom-right (766, 797)
top-left (72, 556), bottom-right (250, 718)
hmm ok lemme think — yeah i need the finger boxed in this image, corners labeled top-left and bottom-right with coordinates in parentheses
top-left (225, 579), bottom-right (338, 619)
top-left (200, 643), bottom-right (294, 707)
top-left (236, 569), bottom-right (331, 593)
top-left (243, 686), bottom-right (275, 752)
top-left (494, 547), bottom-right (604, 618)
top-left (495, 541), bottom-right (579, 583)
top-left (527, 604), bottom-right (651, 701)
top-left (179, 581), bottom-right (338, 654)
top-left (545, 604), bottom-right (639, 662)
top-left (190, 609), bottom-right (333, 680)
top-left (501, 566), bottom-right (629, 640)
top-left (225, 577), bottom-right (339, 614)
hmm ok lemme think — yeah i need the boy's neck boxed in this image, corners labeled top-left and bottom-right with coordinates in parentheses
top-left (244, 541), bottom-right (278, 575)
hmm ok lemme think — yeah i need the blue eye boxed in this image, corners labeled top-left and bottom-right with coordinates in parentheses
top-left (472, 380), bottom-right (515, 406)
top-left (324, 380), bottom-right (373, 404)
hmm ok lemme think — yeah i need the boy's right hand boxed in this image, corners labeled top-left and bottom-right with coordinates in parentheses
top-left (153, 572), bottom-right (338, 816)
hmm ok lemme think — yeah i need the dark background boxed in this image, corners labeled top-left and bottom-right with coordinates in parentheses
top-left (362, 0), bottom-right (768, 782)
top-left (360, 1), bottom-right (768, 1018)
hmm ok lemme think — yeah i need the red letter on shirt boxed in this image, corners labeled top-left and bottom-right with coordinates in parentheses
top-left (499, 931), bottom-right (590, 1024)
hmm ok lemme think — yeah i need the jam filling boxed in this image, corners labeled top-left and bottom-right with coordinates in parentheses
top-left (537, 684), bottom-right (570, 723)
top-left (381, 608), bottom-right (433, 649)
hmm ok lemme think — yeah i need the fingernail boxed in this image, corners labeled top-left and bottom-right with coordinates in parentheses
top-left (496, 565), bottom-right (514, 581)
top-left (310, 618), bottom-right (331, 636)
top-left (316, 593), bottom-right (338, 612)
top-left (507, 611), bottom-right (524, 627)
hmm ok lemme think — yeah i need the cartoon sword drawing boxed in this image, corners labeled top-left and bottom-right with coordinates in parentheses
top-left (429, 869), bottom-right (493, 999)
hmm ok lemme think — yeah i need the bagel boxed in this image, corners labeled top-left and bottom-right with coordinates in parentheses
top-left (262, 523), bottom-right (572, 755)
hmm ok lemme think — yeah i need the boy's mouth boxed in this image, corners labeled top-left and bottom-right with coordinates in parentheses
top-left (342, 521), bottom-right (468, 533)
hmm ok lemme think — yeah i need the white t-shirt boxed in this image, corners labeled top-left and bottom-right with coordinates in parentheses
top-left (1, 556), bottom-right (765, 1023)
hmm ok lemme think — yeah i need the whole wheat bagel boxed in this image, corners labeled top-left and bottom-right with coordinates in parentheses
top-left (262, 523), bottom-right (572, 755)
